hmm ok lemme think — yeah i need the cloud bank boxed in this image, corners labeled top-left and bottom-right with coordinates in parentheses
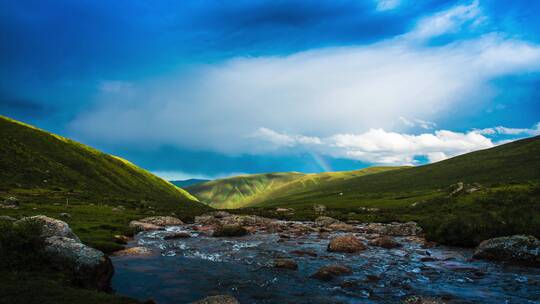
top-left (70, 1), bottom-right (540, 166)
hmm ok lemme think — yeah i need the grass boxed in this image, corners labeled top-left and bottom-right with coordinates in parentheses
top-left (0, 220), bottom-right (139, 304)
top-left (0, 115), bottom-right (201, 209)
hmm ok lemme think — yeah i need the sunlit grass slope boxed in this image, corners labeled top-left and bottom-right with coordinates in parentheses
top-left (253, 136), bottom-right (540, 208)
top-left (0, 115), bottom-right (201, 209)
top-left (186, 172), bottom-right (305, 209)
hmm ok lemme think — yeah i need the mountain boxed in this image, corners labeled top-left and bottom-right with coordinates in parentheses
top-left (253, 136), bottom-right (540, 208)
top-left (186, 172), bottom-right (305, 209)
top-left (171, 179), bottom-right (210, 188)
top-left (0, 115), bottom-right (202, 210)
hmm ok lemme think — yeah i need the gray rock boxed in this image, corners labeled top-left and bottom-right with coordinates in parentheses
top-left (44, 236), bottom-right (113, 290)
top-left (191, 295), bottom-right (240, 304)
top-left (473, 235), bottom-right (540, 266)
top-left (16, 215), bottom-right (80, 241)
top-left (138, 216), bottom-right (184, 226)
top-left (2, 196), bottom-right (19, 206)
top-left (314, 216), bottom-right (343, 227)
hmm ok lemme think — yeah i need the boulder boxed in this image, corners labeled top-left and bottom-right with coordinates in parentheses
top-left (311, 264), bottom-right (352, 281)
top-left (129, 220), bottom-right (161, 232)
top-left (273, 258), bottom-right (298, 270)
top-left (195, 215), bottom-right (221, 225)
top-left (191, 295), bottom-right (240, 304)
top-left (327, 223), bottom-right (356, 232)
top-left (313, 204), bottom-right (327, 214)
top-left (473, 235), bottom-right (540, 266)
top-left (44, 236), bottom-right (113, 290)
top-left (212, 224), bottom-right (248, 237)
top-left (404, 296), bottom-right (446, 304)
top-left (138, 216), bottom-right (184, 226)
top-left (114, 234), bottom-right (130, 244)
top-left (113, 246), bottom-right (154, 257)
top-left (2, 196), bottom-right (19, 206)
top-left (328, 234), bottom-right (366, 253)
top-left (16, 215), bottom-right (80, 241)
top-left (314, 216), bottom-right (342, 227)
top-left (366, 222), bottom-right (422, 236)
top-left (369, 236), bottom-right (402, 249)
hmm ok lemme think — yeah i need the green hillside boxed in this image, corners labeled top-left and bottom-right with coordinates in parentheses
top-left (254, 136), bottom-right (540, 209)
top-left (0, 115), bottom-right (209, 251)
top-left (186, 172), bottom-right (305, 209)
top-left (0, 115), bottom-right (200, 207)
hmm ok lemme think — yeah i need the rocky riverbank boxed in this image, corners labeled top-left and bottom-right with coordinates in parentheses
top-left (111, 212), bottom-right (540, 303)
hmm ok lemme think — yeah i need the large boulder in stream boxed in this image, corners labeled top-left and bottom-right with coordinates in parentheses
top-left (328, 234), bottom-right (366, 253)
top-left (17, 215), bottom-right (113, 290)
top-left (191, 295), bottom-right (240, 304)
top-left (212, 224), bottom-right (248, 237)
top-left (311, 264), bottom-right (352, 281)
top-left (473, 235), bottom-right (540, 266)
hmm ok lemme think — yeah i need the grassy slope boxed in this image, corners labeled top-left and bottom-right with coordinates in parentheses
top-left (171, 179), bottom-right (210, 188)
top-left (186, 172), bottom-right (305, 209)
top-left (0, 115), bottom-right (211, 303)
top-left (0, 115), bottom-right (200, 208)
top-left (254, 136), bottom-right (540, 208)
top-left (245, 166), bottom-right (406, 207)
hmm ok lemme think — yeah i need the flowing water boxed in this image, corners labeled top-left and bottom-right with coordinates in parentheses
top-left (112, 224), bottom-right (540, 303)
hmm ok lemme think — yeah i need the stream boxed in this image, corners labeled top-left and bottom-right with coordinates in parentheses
top-left (111, 223), bottom-right (540, 303)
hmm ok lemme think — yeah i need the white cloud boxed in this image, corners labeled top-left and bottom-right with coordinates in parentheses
top-left (70, 2), bottom-right (540, 162)
top-left (475, 123), bottom-right (540, 136)
top-left (374, 0), bottom-right (400, 11)
top-left (399, 116), bottom-right (436, 129)
top-left (407, 0), bottom-right (484, 40)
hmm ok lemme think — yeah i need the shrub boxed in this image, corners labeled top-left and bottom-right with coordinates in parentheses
top-left (0, 220), bottom-right (47, 270)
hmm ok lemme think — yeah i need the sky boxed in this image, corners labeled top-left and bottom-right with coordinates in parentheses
top-left (1, 0), bottom-right (540, 180)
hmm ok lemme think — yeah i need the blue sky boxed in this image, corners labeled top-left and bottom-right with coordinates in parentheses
top-left (1, 0), bottom-right (540, 180)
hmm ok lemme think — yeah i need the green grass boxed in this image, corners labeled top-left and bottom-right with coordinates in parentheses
top-left (0, 220), bottom-right (139, 304)
top-left (253, 136), bottom-right (540, 208)
top-left (0, 115), bottom-right (201, 209)
top-left (186, 172), bottom-right (305, 209)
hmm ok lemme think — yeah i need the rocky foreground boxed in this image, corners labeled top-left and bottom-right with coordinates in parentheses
top-left (111, 212), bottom-right (540, 303)
top-left (12, 213), bottom-right (540, 303)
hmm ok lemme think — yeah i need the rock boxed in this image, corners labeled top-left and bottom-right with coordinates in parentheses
top-left (369, 236), bottom-right (402, 249)
top-left (2, 196), bottom-right (19, 206)
top-left (44, 236), bottom-right (113, 290)
top-left (59, 212), bottom-right (71, 218)
top-left (314, 216), bottom-right (342, 227)
top-left (404, 295), bottom-right (446, 304)
top-left (327, 223), bottom-right (356, 232)
top-left (113, 246), bottom-right (154, 257)
top-left (473, 235), bottom-right (540, 266)
top-left (195, 215), bottom-right (220, 225)
top-left (311, 264), bottom-right (352, 281)
top-left (276, 208), bottom-right (293, 213)
top-left (129, 220), bottom-right (161, 232)
top-left (273, 258), bottom-right (298, 270)
top-left (212, 224), bottom-right (248, 237)
top-left (0, 215), bottom-right (16, 222)
top-left (366, 222), bottom-right (422, 236)
top-left (16, 215), bottom-right (80, 241)
top-left (163, 232), bottom-right (191, 239)
top-left (138, 216), bottom-right (184, 226)
top-left (212, 211), bottom-right (232, 218)
top-left (313, 204), bottom-right (327, 214)
top-left (191, 295), bottom-right (240, 304)
top-left (114, 235), bottom-right (130, 244)
top-left (328, 234), bottom-right (366, 253)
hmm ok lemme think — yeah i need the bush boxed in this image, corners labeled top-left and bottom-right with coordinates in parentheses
top-left (0, 220), bottom-right (47, 270)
